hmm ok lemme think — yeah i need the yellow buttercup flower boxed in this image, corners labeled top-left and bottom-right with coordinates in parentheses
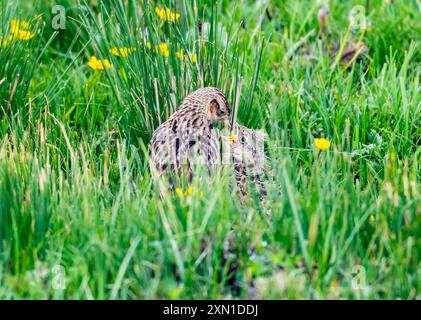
top-left (223, 135), bottom-right (238, 142)
top-left (9, 18), bottom-right (35, 41)
top-left (87, 56), bottom-right (112, 70)
top-left (155, 7), bottom-right (180, 22)
top-left (110, 48), bottom-right (119, 56)
top-left (185, 186), bottom-right (194, 196)
top-left (158, 43), bottom-right (169, 57)
top-left (189, 53), bottom-right (197, 63)
top-left (11, 18), bottom-right (29, 29)
top-left (174, 187), bottom-right (203, 197)
top-left (146, 41), bottom-right (169, 57)
top-left (175, 187), bottom-right (183, 197)
top-left (176, 49), bottom-right (184, 59)
top-left (176, 50), bottom-right (197, 63)
top-left (110, 47), bottom-right (136, 58)
top-left (19, 20), bottom-right (29, 29)
top-left (16, 29), bottom-right (35, 40)
top-left (314, 138), bottom-right (331, 151)
top-left (152, 43), bottom-right (169, 57)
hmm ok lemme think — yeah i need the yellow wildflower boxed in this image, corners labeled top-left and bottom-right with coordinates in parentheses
top-left (16, 29), bottom-right (35, 40)
top-left (176, 50), bottom-right (197, 63)
top-left (87, 56), bottom-right (112, 70)
top-left (20, 20), bottom-right (29, 29)
top-left (110, 48), bottom-right (119, 56)
top-left (158, 43), bottom-right (169, 57)
top-left (188, 53), bottom-right (197, 63)
top-left (10, 18), bottom-right (35, 40)
top-left (369, 214), bottom-right (375, 223)
top-left (153, 43), bottom-right (169, 57)
top-left (185, 186), bottom-right (194, 196)
top-left (175, 187), bottom-right (203, 197)
top-left (176, 49), bottom-right (184, 59)
top-left (155, 7), bottom-right (180, 22)
top-left (110, 47), bottom-right (135, 58)
top-left (223, 135), bottom-right (238, 142)
top-left (314, 138), bottom-right (331, 151)
top-left (146, 41), bottom-right (169, 57)
top-left (175, 187), bottom-right (183, 197)
top-left (11, 18), bottom-right (29, 29)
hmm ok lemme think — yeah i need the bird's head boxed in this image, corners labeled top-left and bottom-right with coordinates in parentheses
top-left (193, 87), bottom-right (231, 130)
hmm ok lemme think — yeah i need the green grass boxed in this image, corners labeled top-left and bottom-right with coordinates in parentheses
top-left (0, 0), bottom-right (419, 299)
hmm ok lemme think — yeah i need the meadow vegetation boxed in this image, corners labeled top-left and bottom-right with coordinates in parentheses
top-left (0, 0), bottom-right (419, 299)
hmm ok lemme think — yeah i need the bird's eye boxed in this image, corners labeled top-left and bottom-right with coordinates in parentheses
top-left (241, 135), bottom-right (246, 143)
top-left (220, 105), bottom-right (226, 114)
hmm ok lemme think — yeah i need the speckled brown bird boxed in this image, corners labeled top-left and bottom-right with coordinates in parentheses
top-left (150, 87), bottom-right (231, 183)
top-left (225, 124), bottom-right (267, 200)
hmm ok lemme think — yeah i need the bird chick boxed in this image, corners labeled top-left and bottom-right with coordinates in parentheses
top-left (222, 124), bottom-right (268, 201)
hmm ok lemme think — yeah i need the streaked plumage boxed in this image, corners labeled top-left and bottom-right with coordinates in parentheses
top-left (226, 124), bottom-right (267, 200)
top-left (150, 87), bottom-right (230, 182)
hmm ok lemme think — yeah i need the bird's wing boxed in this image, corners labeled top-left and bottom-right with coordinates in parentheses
top-left (151, 124), bottom-right (176, 172)
top-left (151, 116), bottom-right (221, 176)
